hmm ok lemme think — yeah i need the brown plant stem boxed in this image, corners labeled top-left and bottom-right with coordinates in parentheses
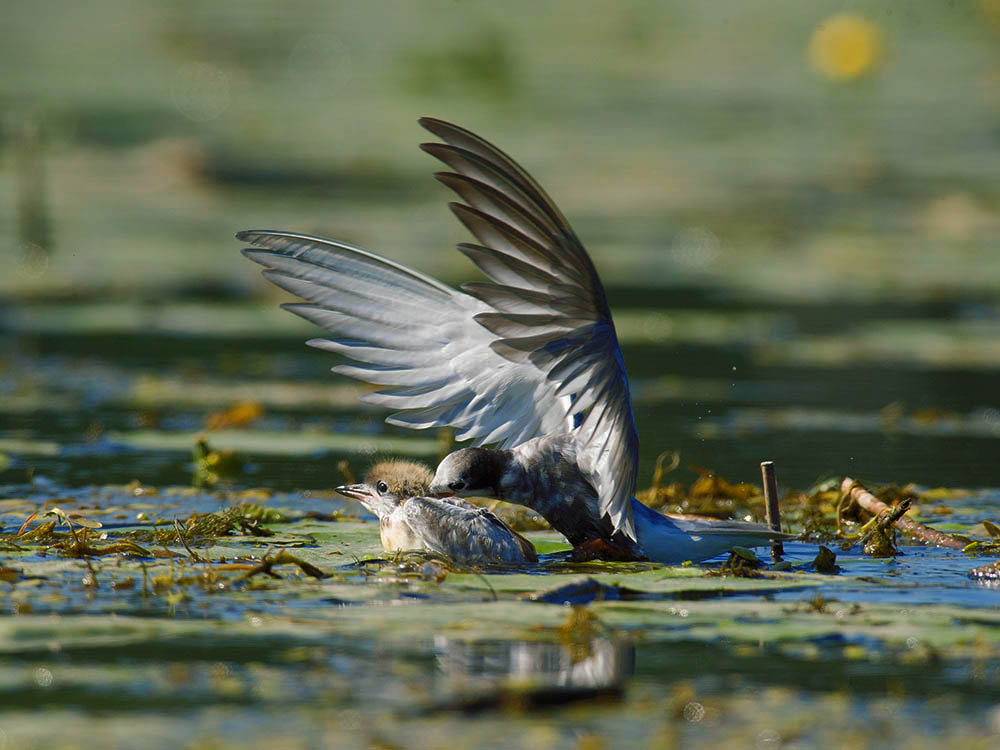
top-left (840, 477), bottom-right (965, 550)
top-left (761, 461), bottom-right (784, 559)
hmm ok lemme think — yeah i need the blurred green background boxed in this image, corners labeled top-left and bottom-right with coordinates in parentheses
top-left (2, 0), bottom-right (999, 491)
top-left (3, 0), bottom-right (999, 299)
top-left (3, 7), bottom-right (1000, 747)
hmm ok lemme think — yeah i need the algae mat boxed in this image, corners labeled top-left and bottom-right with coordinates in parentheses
top-left (1, 483), bottom-right (999, 749)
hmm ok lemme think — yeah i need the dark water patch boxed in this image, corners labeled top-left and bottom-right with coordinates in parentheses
top-left (202, 151), bottom-right (423, 197)
top-left (54, 103), bottom-right (191, 148)
top-left (604, 284), bottom-right (999, 330)
top-left (2, 330), bottom-right (332, 379)
top-left (633, 639), bottom-right (1000, 703)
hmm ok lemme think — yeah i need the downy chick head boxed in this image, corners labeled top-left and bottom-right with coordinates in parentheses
top-left (336, 459), bottom-right (434, 519)
top-left (429, 447), bottom-right (506, 498)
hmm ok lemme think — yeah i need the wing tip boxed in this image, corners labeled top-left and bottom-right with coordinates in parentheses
top-left (236, 229), bottom-right (283, 243)
top-left (419, 141), bottom-right (453, 159)
top-left (447, 201), bottom-right (469, 219)
top-left (432, 171), bottom-right (462, 188)
top-left (607, 501), bottom-right (637, 543)
top-left (279, 301), bottom-right (316, 314)
top-left (418, 116), bottom-right (464, 138)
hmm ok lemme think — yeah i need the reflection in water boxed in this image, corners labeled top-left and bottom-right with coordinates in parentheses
top-left (433, 635), bottom-right (635, 689)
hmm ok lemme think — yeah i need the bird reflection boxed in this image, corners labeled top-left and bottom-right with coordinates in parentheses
top-left (433, 635), bottom-right (634, 689)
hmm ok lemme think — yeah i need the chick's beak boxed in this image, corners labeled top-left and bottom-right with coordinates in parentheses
top-left (335, 483), bottom-right (374, 502)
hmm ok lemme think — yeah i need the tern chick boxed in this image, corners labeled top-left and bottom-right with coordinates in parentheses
top-left (336, 459), bottom-right (537, 565)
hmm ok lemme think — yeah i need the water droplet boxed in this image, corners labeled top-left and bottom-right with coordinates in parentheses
top-left (33, 667), bottom-right (54, 688)
top-left (682, 701), bottom-right (705, 722)
top-left (756, 728), bottom-right (781, 748)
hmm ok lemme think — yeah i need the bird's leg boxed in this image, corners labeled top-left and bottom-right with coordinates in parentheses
top-left (570, 537), bottom-right (638, 562)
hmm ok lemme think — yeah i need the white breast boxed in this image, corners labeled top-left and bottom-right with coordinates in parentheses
top-left (380, 511), bottom-right (427, 553)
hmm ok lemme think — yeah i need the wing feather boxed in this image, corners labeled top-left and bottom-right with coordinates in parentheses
top-left (241, 231), bottom-right (566, 450)
top-left (418, 117), bottom-right (640, 540)
top-left (457, 243), bottom-right (562, 292)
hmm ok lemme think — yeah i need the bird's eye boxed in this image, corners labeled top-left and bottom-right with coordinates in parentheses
top-left (448, 480), bottom-right (466, 492)
top-left (376, 481), bottom-right (388, 494)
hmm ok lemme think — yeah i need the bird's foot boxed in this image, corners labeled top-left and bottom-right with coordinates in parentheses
top-left (570, 538), bottom-right (637, 562)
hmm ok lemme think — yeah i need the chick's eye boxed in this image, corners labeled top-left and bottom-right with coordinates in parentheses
top-left (376, 481), bottom-right (388, 494)
top-left (448, 480), bottom-right (465, 492)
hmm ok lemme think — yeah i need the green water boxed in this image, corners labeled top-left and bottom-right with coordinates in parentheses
top-left (3, 290), bottom-right (1000, 749)
top-left (3, 0), bottom-right (1000, 746)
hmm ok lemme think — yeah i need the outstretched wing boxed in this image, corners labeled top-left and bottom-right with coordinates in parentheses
top-left (401, 496), bottom-right (537, 564)
top-left (240, 230), bottom-right (567, 446)
top-left (419, 117), bottom-right (639, 540)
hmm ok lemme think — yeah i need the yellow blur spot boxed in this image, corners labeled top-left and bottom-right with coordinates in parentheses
top-left (982, 0), bottom-right (1000, 27)
top-left (205, 400), bottom-right (264, 430)
top-left (809, 13), bottom-right (883, 81)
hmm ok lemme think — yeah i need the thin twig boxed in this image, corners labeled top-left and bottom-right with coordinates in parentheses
top-left (174, 519), bottom-right (205, 562)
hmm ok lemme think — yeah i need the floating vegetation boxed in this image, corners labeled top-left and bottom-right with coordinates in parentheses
top-left (192, 437), bottom-right (245, 487)
top-left (617, 460), bottom-right (973, 561)
top-left (8, 507), bottom-right (153, 558)
top-left (811, 546), bottom-right (840, 574)
top-left (961, 519), bottom-right (1000, 556)
top-left (0, 471), bottom-right (998, 750)
top-left (858, 498), bottom-right (912, 558)
top-left (713, 547), bottom-right (765, 578)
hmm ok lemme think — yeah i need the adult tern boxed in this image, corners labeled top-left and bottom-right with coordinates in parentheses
top-left (241, 118), bottom-right (793, 563)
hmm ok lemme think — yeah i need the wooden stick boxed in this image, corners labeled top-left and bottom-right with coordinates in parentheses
top-left (760, 461), bottom-right (784, 559)
top-left (840, 478), bottom-right (965, 550)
